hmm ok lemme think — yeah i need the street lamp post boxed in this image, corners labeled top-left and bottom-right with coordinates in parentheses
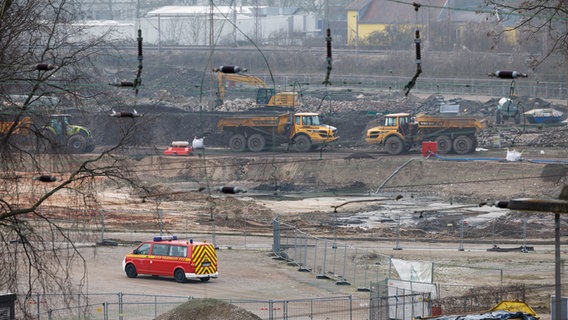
top-left (496, 188), bottom-right (568, 320)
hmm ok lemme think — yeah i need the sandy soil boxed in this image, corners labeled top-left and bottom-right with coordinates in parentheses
top-left (61, 150), bottom-right (568, 319)
top-left (76, 231), bottom-right (559, 319)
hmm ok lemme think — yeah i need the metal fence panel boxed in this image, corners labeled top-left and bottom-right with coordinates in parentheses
top-left (27, 293), bottom-right (368, 320)
top-left (275, 220), bottom-right (393, 291)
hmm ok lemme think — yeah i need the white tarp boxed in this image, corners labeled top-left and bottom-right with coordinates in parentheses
top-left (391, 258), bottom-right (433, 283)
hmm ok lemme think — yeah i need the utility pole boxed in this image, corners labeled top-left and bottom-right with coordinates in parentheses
top-left (254, 0), bottom-right (262, 44)
top-left (209, 0), bottom-right (215, 106)
top-left (496, 186), bottom-right (568, 320)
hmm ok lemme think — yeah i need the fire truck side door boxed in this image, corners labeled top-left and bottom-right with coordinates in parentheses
top-left (150, 244), bottom-right (170, 275)
top-left (133, 243), bottom-right (152, 274)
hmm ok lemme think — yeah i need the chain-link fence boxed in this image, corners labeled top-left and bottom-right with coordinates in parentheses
top-left (274, 217), bottom-right (402, 290)
top-left (24, 292), bottom-right (371, 320)
top-left (369, 282), bottom-right (433, 320)
top-left (11, 211), bottom-right (553, 319)
top-left (272, 216), bottom-right (536, 310)
top-left (275, 75), bottom-right (568, 101)
top-left (271, 75), bottom-right (567, 101)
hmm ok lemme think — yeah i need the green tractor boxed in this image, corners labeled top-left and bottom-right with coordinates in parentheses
top-left (40, 114), bottom-right (95, 153)
top-left (495, 97), bottom-right (521, 125)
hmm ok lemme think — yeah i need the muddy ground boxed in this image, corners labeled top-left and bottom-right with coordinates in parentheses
top-left (37, 87), bottom-right (568, 319)
top-left (70, 150), bottom-right (568, 320)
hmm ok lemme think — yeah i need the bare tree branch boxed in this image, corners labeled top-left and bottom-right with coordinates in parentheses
top-left (0, 0), bottom-right (149, 317)
top-left (485, 0), bottom-right (568, 67)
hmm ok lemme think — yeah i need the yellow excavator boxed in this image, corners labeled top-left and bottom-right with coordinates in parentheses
top-left (214, 67), bottom-right (299, 109)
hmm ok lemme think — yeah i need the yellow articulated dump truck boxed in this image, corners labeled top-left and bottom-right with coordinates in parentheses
top-left (217, 111), bottom-right (338, 152)
top-left (365, 112), bottom-right (486, 155)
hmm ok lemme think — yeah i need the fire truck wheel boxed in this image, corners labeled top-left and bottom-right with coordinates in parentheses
top-left (125, 264), bottom-right (138, 278)
top-left (229, 134), bottom-right (246, 152)
top-left (174, 269), bottom-right (187, 283)
top-left (200, 277), bottom-right (210, 282)
top-left (435, 135), bottom-right (452, 154)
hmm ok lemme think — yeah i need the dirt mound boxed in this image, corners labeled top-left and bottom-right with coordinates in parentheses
top-left (155, 298), bottom-right (262, 320)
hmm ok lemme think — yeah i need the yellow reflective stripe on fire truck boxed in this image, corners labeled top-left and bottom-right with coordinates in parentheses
top-left (192, 245), bottom-right (217, 275)
top-left (126, 254), bottom-right (190, 262)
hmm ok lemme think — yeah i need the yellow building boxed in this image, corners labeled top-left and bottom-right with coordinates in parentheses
top-left (346, 0), bottom-right (425, 46)
top-left (345, 0), bottom-right (515, 47)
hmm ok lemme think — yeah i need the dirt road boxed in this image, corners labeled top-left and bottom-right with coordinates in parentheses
top-left (75, 232), bottom-right (558, 319)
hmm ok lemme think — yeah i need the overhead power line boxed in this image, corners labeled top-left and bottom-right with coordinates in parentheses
top-left (385, 0), bottom-right (568, 21)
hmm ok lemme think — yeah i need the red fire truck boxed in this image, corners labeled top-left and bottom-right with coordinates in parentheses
top-left (122, 236), bottom-right (218, 283)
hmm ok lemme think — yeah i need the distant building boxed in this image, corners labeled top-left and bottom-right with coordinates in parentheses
top-left (72, 4), bottom-right (320, 47)
top-left (140, 5), bottom-right (319, 46)
top-left (345, 0), bottom-right (516, 47)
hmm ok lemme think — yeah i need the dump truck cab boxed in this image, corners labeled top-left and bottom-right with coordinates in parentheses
top-left (290, 112), bottom-right (338, 151)
top-left (365, 113), bottom-right (414, 154)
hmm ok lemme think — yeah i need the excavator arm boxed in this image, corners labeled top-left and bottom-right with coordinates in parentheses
top-left (216, 72), bottom-right (267, 102)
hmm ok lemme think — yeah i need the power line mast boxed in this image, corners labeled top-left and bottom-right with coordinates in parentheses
top-left (209, 0), bottom-right (215, 105)
top-left (254, 0), bottom-right (262, 44)
top-left (232, 1), bottom-right (237, 46)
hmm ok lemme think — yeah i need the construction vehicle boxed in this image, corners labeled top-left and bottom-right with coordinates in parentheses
top-left (493, 74), bottom-right (526, 125)
top-left (416, 300), bottom-right (539, 320)
top-left (40, 114), bottom-right (95, 153)
top-left (365, 113), bottom-right (485, 155)
top-left (496, 97), bottom-right (521, 124)
top-left (217, 111), bottom-right (338, 152)
top-left (0, 114), bottom-right (95, 153)
top-left (215, 71), bottom-right (300, 108)
top-left (0, 115), bottom-right (33, 137)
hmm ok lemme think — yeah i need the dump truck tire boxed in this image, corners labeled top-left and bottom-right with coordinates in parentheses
top-left (453, 135), bottom-right (473, 154)
top-left (384, 136), bottom-right (404, 155)
top-left (435, 135), bottom-right (452, 154)
top-left (247, 134), bottom-right (266, 152)
top-left (293, 135), bottom-right (312, 152)
top-left (67, 134), bottom-right (87, 153)
top-left (228, 134), bottom-right (246, 152)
